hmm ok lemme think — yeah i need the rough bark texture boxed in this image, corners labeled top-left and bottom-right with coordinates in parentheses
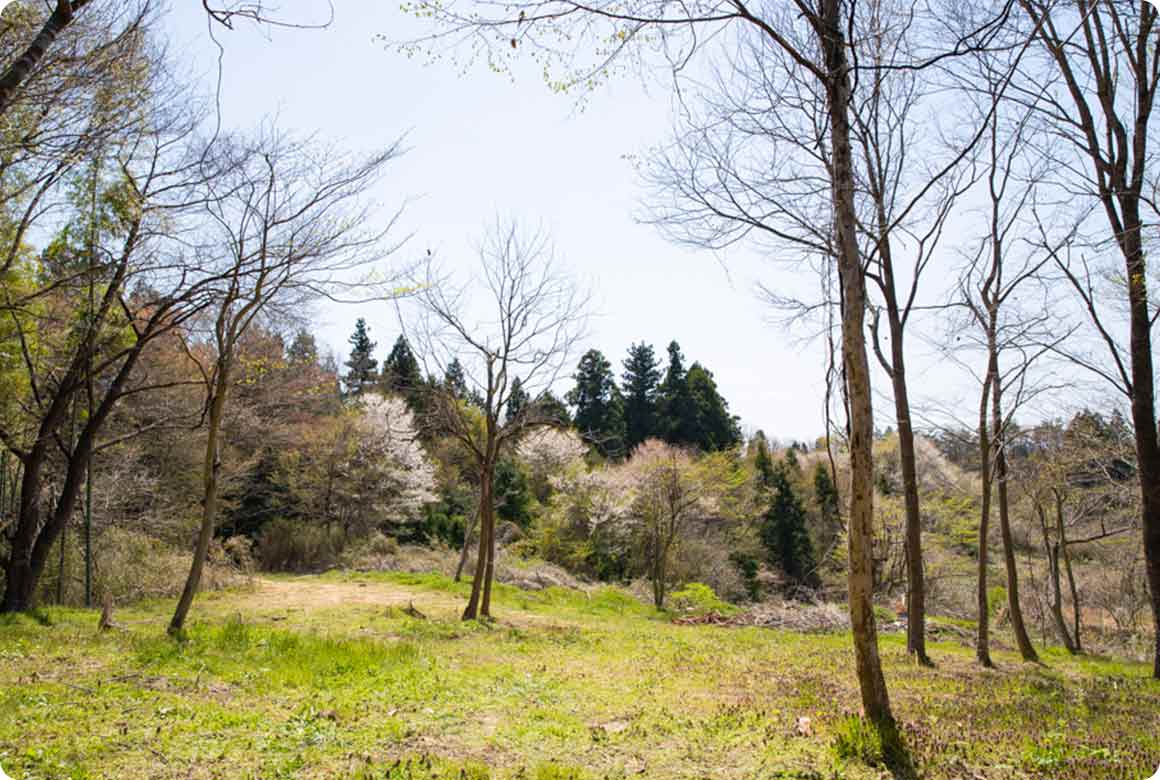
top-left (820, 0), bottom-right (893, 727)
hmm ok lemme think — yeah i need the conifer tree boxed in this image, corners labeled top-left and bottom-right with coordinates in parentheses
top-left (287, 330), bottom-right (320, 366)
top-left (685, 362), bottom-right (741, 451)
top-left (812, 461), bottom-right (842, 565)
top-left (658, 341), bottom-right (696, 445)
top-left (505, 376), bottom-right (530, 423)
top-left (381, 335), bottom-right (423, 398)
top-left (752, 431), bottom-right (775, 490)
top-left (567, 349), bottom-right (624, 457)
top-left (443, 358), bottom-right (470, 401)
top-left (621, 341), bottom-right (661, 451)
top-left (344, 318), bottom-right (378, 396)
top-left (761, 459), bottom-right (818, 590)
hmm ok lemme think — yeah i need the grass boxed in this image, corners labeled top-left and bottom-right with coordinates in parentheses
top-left (1, 573), bottom-right (1158, 779)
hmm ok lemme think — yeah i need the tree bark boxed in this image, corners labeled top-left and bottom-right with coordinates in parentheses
top-left (1056, 492), bottom-right (1081, 652)
top-left (820, 0), bottom-right (894, 728)
top-left (976, 352), bottom-right (995, 667)
top-left (991, 367), bottom-right (1039, 663)
top-left (169, 359), bottom-right (232, 635)
top-left (1120, 204), bottom-right (1160, 679)
top-left (884, 311), bottom-right (928, 666)
top-left (1037, 502), bottom-right (1076, 653)
top-left (462, 462), bottom-right (493, 620)
top-left (0, 0), bottom-right (92, 119)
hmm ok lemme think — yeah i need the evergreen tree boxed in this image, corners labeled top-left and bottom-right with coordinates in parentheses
top-left (222, 450), bottom-right (300, 539)
top-left (505, 376), bottom-right (530, 422)
top-left (813, 461), bottom-right (842, 561)
top-left (567, 349), bottom-right (624, 457)
top-left (287, 329), bottom-right (320, 366)
top-left (535, 390), bottom-right (572, 426)
top-left (621, 341), bottom-right (661, 451)
top-left (344, 318), bottom-right (378, 396)
top-left (685, 362), bottom-right (742, 451)
top-left (657, 341), bottom-right (696, 445)
top-left (752, 430), bottom-right (775, 490)
top-left (783, 445), bottom-right (801, 475)
top-left (444, 358), bottom-right (470, 401)
top-left (760, 460), bottom-right (818, 590)
top-left (493, 457), bottom-right (534, 529)
top-left (381, 335), bottom-right (423, 398)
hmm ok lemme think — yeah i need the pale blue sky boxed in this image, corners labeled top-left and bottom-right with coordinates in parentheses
top-left (160, 2), bottom-right (1064, 443)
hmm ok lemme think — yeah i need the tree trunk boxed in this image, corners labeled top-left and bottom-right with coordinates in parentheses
top-left (991, 367), bottom-right (1038, 663)
top-left (1056, 492), bottom-right (1082, 652)
top-left (0, 0), bottom-right (92, 119)
top-left (480, 499), bottom-right (496, 618)
top-left (454, 507), bottom-right (478, 583)
top-left (1037, 503), bottom-right (1076, 653)
top-left (821, 0), bottom-right (894, 728)
top-left (976, 353), bottom-right (995, 667)
top-left (1118, 204), bottom-right (1160, 679)
top-left (169, 362), bottom-right (232, 635)
top-left (884, 312), bottom-right (928, 666)
top-left (462, 464), bottom-right (493, 620)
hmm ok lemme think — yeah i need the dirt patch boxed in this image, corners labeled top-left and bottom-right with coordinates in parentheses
top-left (237, 578), bottom-right (465, 617)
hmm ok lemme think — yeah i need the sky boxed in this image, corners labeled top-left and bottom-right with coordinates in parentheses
top-left (158, 2), bottom-right (1097, 443)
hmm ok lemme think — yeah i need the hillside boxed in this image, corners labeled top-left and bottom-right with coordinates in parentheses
top-left (1, 574), bottom-right (1156, 780)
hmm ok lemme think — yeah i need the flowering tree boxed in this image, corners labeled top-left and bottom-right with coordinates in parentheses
top-left (516, 427), bottom-right (588, 501)
top-left (622, 439), bottom-right (727, 609)
top-left (354, 393), bottom-right (437, 524)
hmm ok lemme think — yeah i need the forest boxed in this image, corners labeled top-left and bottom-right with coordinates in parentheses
top-left (0, 1), bottom-right (1159, 779)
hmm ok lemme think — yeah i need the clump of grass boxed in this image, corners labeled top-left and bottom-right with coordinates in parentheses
top-left (349, 755), bottom-right (491, 780)
top-left (831, 715), bottom-right (911, 774)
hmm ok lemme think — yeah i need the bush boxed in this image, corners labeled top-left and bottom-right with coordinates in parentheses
top-left (36, 527), bottom-right (248, 607)
top-left (669, 582), bottom-right (739, 617)
top-left (257, 518), bottom-right (344, 572)
top-left (988, 585), bottom-right (1008, 618)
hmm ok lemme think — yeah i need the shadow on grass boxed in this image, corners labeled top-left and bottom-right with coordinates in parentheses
top-left (832, 716), bottom-right (918, 780)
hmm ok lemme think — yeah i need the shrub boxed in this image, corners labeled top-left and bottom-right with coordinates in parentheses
top-left (257, 518), bottom-right (344, 572)
top-left (669, 582), bottom-right (739, 617)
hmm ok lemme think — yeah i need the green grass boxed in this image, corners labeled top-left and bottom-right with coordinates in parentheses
top-left (1, 574), bottom-right (1157, 779)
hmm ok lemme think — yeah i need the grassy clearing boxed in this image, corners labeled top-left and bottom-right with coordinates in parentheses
top-left (0, 574), bottom-right (1157, 780)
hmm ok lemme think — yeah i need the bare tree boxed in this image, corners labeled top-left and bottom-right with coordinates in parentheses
top-left (1014, 0), bottom-right (1160, 679)
top-left (408, 221), bottom-right (588, 620)
top-left (168, 131), bottom-right (405, 633)
top-left (951, 75), bottom-right (1063, 664)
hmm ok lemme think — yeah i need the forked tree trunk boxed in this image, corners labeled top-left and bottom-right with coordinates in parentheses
top-left (821, 0), bottom-right (894, 728)
top-left (463, 464), bottom-right (494, 620)
top-left (1056, 492), bottom-right (1082, 652)
top-left (991, 367), bottom-right (1038, 663)
top-left (1037, 503), bottom-right (1076, 653)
